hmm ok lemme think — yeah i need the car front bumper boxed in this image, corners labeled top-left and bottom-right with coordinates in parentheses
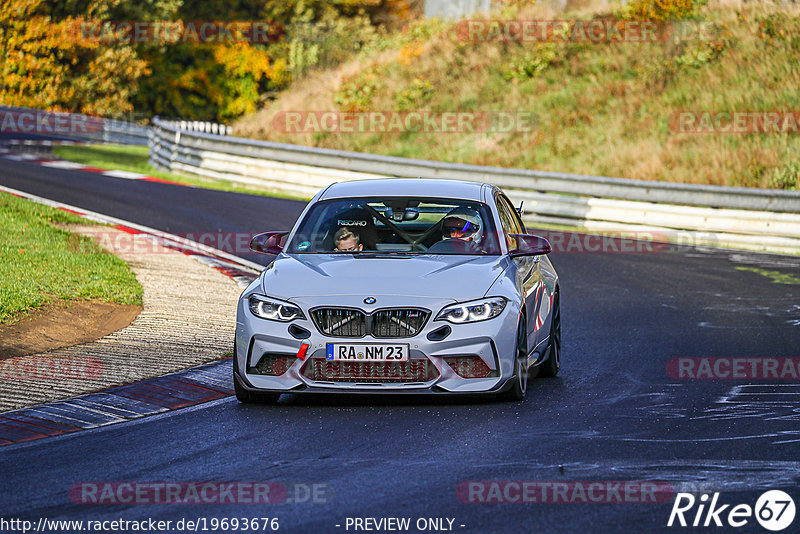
top-left (234, 294), bottom-right (521, 395)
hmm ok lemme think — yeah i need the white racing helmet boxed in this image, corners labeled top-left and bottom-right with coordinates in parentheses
top-left (442, 207), bottom-right (483, 243)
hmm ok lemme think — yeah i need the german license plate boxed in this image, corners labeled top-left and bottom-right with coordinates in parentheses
top-left (326, 343), bottom-right (409, 362)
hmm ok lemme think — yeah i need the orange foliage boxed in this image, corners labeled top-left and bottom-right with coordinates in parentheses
top-left (0, 0), bottom-right (147, 116)
top-left (624, 0), bottom-right (705, 21)
top-left (1, 0), bottom-right (420, 120)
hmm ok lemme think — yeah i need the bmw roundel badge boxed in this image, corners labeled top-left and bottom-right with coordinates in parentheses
top-left (364, 297), bottom-right (377, 305)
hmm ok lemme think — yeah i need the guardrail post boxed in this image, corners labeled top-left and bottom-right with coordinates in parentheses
top-left (170, 128), bottom-right (180, 171)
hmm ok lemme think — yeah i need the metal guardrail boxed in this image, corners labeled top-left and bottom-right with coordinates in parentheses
top-left (158, 119), bottom-right (233, 136)
top-left (149, 117), bottom-right (800, 254)
top-left (150, 118), bottom-right (800, 213)
top-left (0, 105), bottom-right (150, 145)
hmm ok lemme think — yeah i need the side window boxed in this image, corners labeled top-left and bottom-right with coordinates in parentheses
top-left (502, 194), bottom-right (526, 234)
top-left (495, 195), bottom-right (519, 251)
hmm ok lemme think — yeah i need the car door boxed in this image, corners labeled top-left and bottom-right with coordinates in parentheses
top-left (510, 195), bottom-right (556, 351)
top-left (495, 193), bottom-right (541, 358)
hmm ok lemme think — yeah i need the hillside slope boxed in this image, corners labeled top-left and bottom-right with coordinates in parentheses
top-left (234, 0), bottom-right (800, 189)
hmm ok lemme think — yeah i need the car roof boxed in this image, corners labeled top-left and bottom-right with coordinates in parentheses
top-left (318, 178), bottom-right (491, 202)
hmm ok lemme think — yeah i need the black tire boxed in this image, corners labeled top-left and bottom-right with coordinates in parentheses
top-left (233, 342), bottom-right (280, 404)
top-left (539, 289), bottom-right (561, 378)
top-left (499, 316), bottom-right (528, 401)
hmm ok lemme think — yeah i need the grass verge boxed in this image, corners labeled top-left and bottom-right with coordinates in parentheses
top-left (52, 144), bottom-right (309, 200)
top-left (0, 192), bottom-right (143, 324)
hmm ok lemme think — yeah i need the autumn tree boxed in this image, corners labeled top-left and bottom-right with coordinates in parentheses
top-left (0, 0), bottom-right (173, 116)
top-left (1, 0), bottom-right (421, 121)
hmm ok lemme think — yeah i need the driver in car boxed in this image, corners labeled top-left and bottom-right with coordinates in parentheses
top-left (334, 227), bottom-right (363, 252)
top-left (436, 208), bottom-right (483, 253)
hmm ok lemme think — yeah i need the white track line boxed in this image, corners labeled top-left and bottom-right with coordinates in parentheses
top-left (39, 160), bottom-right (87, 169)
top-left (101, 170), bottom-right (149, 179)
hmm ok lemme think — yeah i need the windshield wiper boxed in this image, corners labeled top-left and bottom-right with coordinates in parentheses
top-left (351, 252), bottom-right (420, 257)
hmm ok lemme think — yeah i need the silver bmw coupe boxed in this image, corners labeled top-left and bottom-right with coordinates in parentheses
top-left (234, 179), bottom-right (560, 402)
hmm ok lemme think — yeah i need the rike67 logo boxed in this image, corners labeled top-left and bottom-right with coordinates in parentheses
top-left (668, 490), bottom-right (796, 531)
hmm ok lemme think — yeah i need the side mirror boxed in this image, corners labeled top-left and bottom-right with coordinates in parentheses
top-left (250, 231), bottom-right (288, 254)
top-left (509, 234), bottom-right (551, 257)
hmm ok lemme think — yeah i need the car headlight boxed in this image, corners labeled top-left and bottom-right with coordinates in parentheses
top-left (435, 297), bottom-right (507, 324)
top-left (248, 295), bottom-right (305, 322)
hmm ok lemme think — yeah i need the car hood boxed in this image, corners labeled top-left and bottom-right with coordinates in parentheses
top-left (260, 254), bottom-right (508, 301)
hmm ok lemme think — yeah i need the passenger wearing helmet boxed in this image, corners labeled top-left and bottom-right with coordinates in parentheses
top-left (428, 207), bottom-right (483, 253)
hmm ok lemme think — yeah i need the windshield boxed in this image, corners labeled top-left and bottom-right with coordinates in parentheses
top-left (287, 197), bottom-right (502, 255)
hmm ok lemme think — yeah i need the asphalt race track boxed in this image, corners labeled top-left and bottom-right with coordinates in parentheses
top-left (1, 156), bottom-right (799, 533)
